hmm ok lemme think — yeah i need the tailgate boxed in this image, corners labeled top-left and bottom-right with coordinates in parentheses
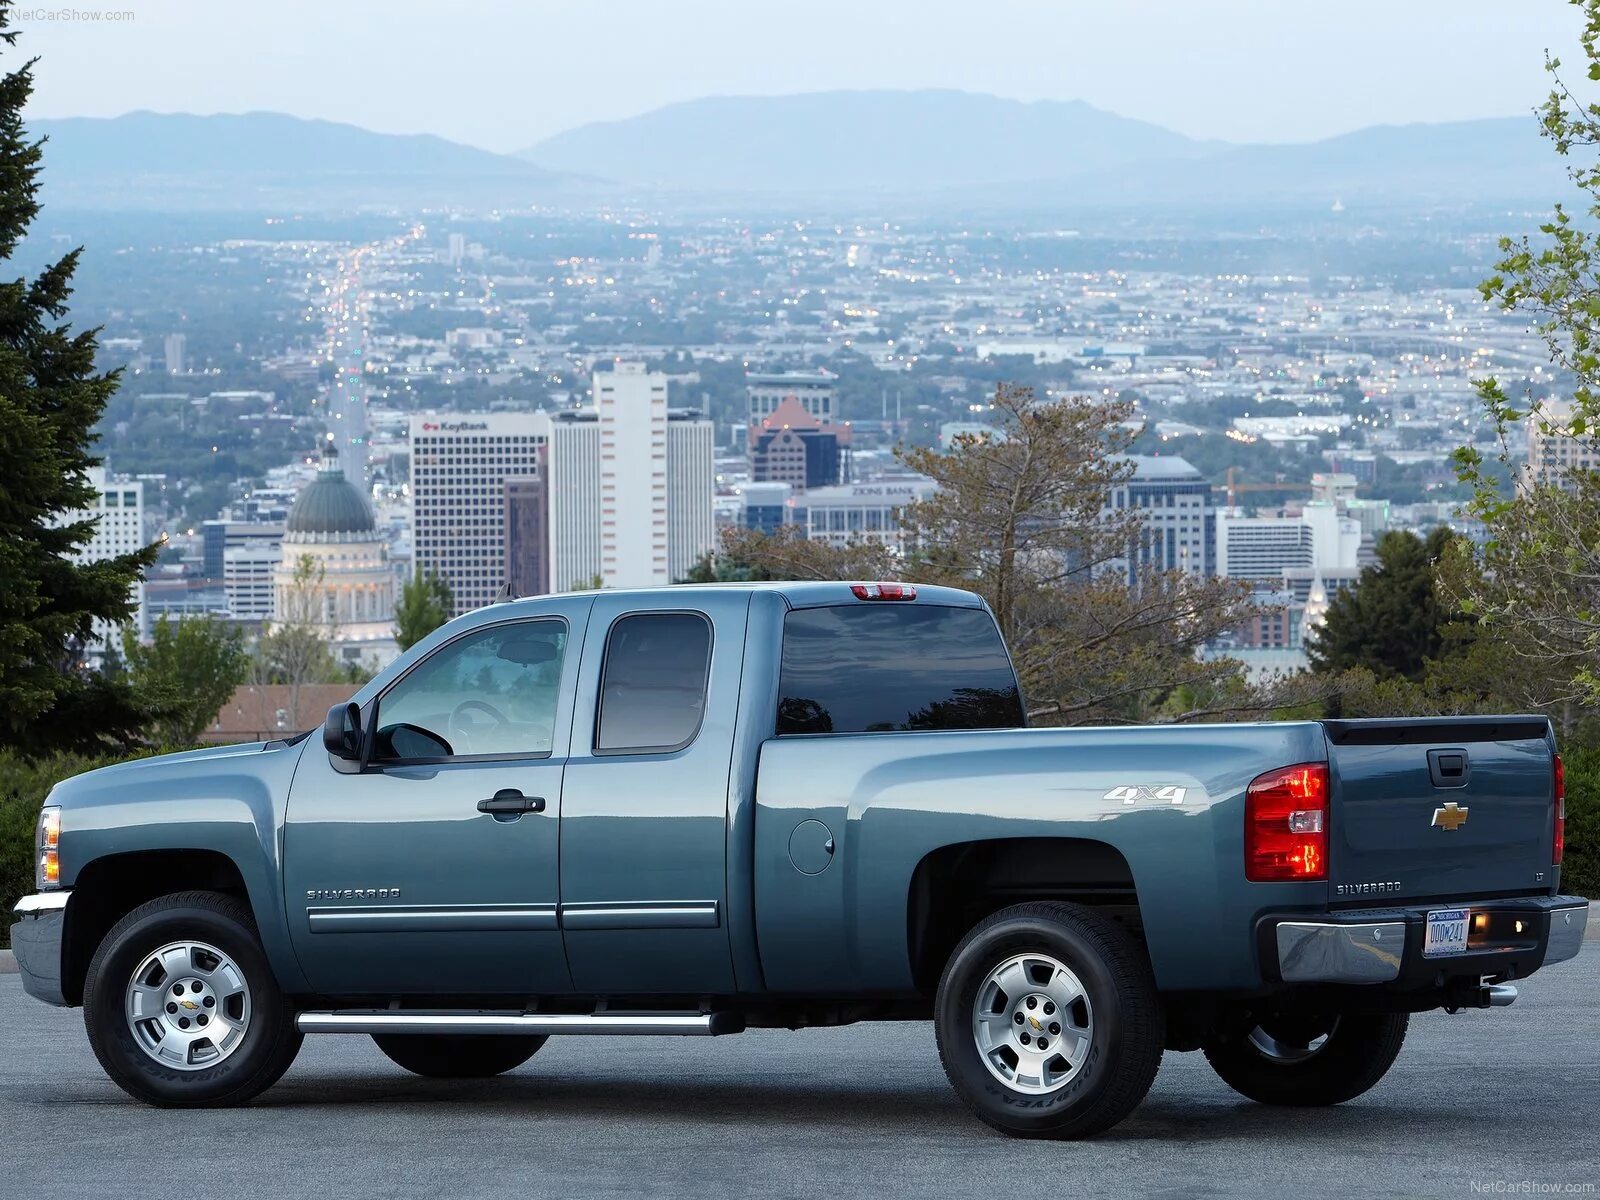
top-left (1323, 717), bottom-right (1558, 902)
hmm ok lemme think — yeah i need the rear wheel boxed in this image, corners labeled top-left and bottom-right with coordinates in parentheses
top-left (1203, 1011), bottom-right (1408, 1106)
top-left (373, 1034), bottom-right (546, 1078)
top-left (83, 890), bottom-right (302, 1107)
top-left (934, 901), bottom-right (1164, 1139)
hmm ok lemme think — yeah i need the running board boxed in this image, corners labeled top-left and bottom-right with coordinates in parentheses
top-left (296, 1010), bottom-right (742, 1036)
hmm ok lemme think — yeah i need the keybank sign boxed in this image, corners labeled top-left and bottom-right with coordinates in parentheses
top-left (420, 420), bottom-right (491, 433)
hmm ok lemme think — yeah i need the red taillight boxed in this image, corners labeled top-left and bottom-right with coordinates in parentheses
top-left (1554, 754), bottom-right (1566, 866)
top-left (1245, 762), bottom-right (1329, 882)
top-left (851, 582), bottom-right (917, 601)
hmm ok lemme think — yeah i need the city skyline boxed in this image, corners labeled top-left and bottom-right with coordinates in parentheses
top-left (13, 0), bottom-right (1583, 151)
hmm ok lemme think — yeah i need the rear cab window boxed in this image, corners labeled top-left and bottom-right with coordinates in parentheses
top-left (776, 603), bottom-right (1024, 735)
top-left (595, 612), bottom-right (713, 753)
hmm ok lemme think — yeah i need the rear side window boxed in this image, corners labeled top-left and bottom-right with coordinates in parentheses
top-left (777, 604), bottom-right (1024, 735)
top-left (595, 612), bottom-right (712, 754)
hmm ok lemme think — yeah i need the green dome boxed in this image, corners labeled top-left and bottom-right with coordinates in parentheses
top-left (286, 446), bottom-right (375, 537)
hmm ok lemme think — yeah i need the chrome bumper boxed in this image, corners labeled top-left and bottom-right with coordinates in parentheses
top-left (10, 891), bottom-right (70, 1007)
top-left (1545, 903), bottom-right (1588, 965)
top-left (1276, 920), bottom-right (1405, 984)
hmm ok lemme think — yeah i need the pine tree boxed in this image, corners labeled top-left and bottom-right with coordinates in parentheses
top-left (394, 565), bottom-right (453, 651)
top-left (0, 8), bottom-right (161, 754)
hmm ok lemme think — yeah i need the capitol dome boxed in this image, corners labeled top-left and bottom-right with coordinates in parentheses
top-left (272, 444), bottom-right (398, 670)
top-left (285, 445), bottom-right (375, 541)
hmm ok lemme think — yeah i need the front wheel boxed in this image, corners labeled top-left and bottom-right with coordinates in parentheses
top-left (934, 901), bottom-right (1164, 1139)
top-left (82, 890), bottom-right (302, 1107)
top-left (373, 1033), bottom-right (546, 1078)
top-left (1203, 1011), bottom-right (1408, 1106)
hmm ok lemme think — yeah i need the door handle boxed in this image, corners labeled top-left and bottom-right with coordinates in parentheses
top-left (477, 789), bottom-right (546, 816)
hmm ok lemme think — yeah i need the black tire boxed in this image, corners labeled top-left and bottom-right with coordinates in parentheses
top-left (372, 1034), bottom-right (546, 1078)
top-left (1203, 1012), bottom-right (1408, 1106)
top-left (82, 890), bottom-right (302, 1107)
top-left (935, 901), bottom-right (1164, 1139)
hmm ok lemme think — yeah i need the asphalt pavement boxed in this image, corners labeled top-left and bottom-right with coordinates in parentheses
top-left (1, 951), bottom-right (1596, 1200)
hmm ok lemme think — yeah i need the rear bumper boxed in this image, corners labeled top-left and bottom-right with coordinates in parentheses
top-left (1263, 894), bottom-right (1587, 986)
top-left (9, 891), bottom-right (69, 1007)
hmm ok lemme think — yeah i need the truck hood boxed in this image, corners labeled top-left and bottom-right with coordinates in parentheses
top-left (47, 739), bottom-right (300, 809)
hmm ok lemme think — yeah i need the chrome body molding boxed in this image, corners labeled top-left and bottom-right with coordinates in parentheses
top-left (13, 891), bottom-right (70, 915)
top-left (1275, 920), bottom-right (1406, 984)
top-left (296, 1010), bottom-right (736, 1036)
top-left (307, 903), bottom-right (558, 934)
top-left (1544, 903), bottom-right (1589, 965)
top-left (558, 900), bottom-right (721, 931)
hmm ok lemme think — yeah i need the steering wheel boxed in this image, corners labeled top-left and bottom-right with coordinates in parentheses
top-left (448, 699), bottom-right (510, 754)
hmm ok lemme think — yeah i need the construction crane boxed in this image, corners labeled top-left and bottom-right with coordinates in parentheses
top-left (1214, 466), bottom-right (1313, 511)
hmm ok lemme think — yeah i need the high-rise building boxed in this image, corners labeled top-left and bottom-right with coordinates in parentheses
top-left (545, 412), bottom-right (602, 592)
top-left (410, 414), bottom-right (545, 614)
top-left (163, 332), bottom-right (186, 376)
top-left (785, 479), bottom-right (935, 550)
top-left (1525, 399), bottom-right (1600, 487)
top-left (72, 467), bottom-right (147, 649)
top-left (446, 232), bottom-right (466, 267)
top-left (746, 370), bottom-right (835, 427)
top-left (503, 475), bottom-right (549, 599)
top-left (223, 545), bottom-right (281, 624)
top-left (202, 519), bottom-right (284, 582)
top-left (666, 409), bottom-right (716, 582)
top-left (1106, 456), bottom-right (1214, 580)
top-left (1216, 502), bottom-right (1359, 581)
top-left (749, 397), bottom-right (850, 491)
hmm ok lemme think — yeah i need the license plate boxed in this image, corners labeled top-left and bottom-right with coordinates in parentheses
top-left (1423, 908), bottom-right (1470, 958)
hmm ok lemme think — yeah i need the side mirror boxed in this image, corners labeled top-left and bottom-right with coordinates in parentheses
top-left (323, 701), bottom-right (363, 761)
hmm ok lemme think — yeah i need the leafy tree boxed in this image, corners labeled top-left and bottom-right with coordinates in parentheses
top-left (716, 383), bottom-right (1299, 724)
top-left (1454, 0), bottom-right (1600, 705)
top-left (254, 554), bottom-right (341, 721)
top-left (0, 10), bottom-right (161, 755)
top-left (122, 616), bottom-right (248, 746)
top-left (1305, 528), bottom-right (1460, 681)
top-left (394, 566), bottom-right (453, 651)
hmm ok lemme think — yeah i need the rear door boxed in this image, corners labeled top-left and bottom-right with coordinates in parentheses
top-left (1324, 717), bottom-right (1559, 902)
top-left (556, 591), bottom-right (748, 994)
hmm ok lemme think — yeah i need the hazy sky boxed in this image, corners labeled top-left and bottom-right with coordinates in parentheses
top-left (13, 0), bottom-right (1583, 152)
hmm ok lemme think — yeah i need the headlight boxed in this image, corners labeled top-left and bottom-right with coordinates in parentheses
top-left (37, 806), bottom-right (60, 889)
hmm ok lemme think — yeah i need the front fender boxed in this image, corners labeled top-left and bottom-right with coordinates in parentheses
top-left (51, 739), bottom-right (312, 994)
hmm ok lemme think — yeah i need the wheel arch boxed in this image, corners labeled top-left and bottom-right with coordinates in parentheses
top-left (906, 837), bottom-right (1144, 995)
top-left (63, 849), bottom-right (256, 1006)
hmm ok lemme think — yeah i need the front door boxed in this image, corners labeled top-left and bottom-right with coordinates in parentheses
top-left (558, 592), bottom-right (746, 994)
top-left (284, 599), bottom-right (591, 995)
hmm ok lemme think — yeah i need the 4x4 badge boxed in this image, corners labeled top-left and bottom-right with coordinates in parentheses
top-left (1432, 801), bottom-right (1469, 831)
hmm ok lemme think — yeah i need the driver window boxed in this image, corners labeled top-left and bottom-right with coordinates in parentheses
top-left (374, 620), bottom-right (568, 761)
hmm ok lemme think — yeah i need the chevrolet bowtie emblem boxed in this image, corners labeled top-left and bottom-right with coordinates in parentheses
top-left (1432, 801), bottom-right (1469, 831)
top-left (1028, 1015), bottom-right (1043, 1031)
top-left (179, 999), bottom-right (199, 1010)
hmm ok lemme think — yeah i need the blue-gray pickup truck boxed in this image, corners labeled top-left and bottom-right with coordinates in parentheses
top-left (10, 581), bottom-right (1589, 1137)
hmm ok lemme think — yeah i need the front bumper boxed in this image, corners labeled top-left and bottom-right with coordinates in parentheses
top-left (10, 891), bottom-right (69, 1006)
top-left (1263, 895), bottom-right (1588, 987)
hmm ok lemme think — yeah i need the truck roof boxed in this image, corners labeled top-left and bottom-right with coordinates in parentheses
top-left (495, 580), bottom-right (986, 613)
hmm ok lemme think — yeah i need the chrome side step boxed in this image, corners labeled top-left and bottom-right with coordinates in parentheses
top-left (296, 1010), bottom-right (741, 1036)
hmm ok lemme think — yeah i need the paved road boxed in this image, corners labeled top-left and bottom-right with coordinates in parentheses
top-left (2, 956), bottom-right (1596, 1200)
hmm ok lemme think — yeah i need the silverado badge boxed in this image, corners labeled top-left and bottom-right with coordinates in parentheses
top-left (1432, 801), bottom-right (1469, 831)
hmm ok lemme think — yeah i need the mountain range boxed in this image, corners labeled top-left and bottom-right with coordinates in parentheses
top-left (28, 93), bottom-right (1570, 211)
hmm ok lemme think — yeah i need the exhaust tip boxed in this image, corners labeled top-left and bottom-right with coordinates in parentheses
top-left (1485, 983), bottom-right (1518, 1007)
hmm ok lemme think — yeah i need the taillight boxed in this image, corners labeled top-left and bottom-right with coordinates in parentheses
top-left (851, 582), bottom-right (916, 601)
top-left (1245, 763), bottom-right (1329, 882)
top-left (1554, 754), bottom-right (1566, 866)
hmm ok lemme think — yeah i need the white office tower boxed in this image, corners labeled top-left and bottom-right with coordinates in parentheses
top-left (223, 545), bottom-right (281, 622)
top-left (595, 364), bottom-right (670, 587)
top-left (409, 415), bottom-right (545, 615)
top-left (587, 364), bottom-right (716, 588)
top-left (666, 411), bottom-right (715, 581)
top-left (73, 467), bottom-right (147, 649)
top-left (1216, 502), bottom-right (1360, 581)
top-left (545, 413), bottom-right (602, 592)
top-left (163, 332), bottom-right (186, 376)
